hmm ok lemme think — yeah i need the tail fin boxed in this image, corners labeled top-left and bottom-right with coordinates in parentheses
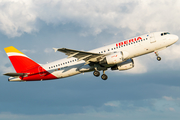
top-left (4, 46), bottom-right (40, 73)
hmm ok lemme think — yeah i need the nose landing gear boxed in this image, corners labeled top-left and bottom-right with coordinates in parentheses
top-left (155, 51), bottom-right (161, 61)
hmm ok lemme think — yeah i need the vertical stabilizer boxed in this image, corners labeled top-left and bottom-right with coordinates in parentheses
top-left (4, 46), bottom-right (40, 73)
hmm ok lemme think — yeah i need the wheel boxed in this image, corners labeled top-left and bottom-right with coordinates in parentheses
top-left (101, 74), bottom-right (108, 80)
top-left (93, 71), bottom-right (100, 77)
top-left (157, 56), bottom-right (161, 61)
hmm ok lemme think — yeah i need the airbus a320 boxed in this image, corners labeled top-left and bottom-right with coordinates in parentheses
top-left (4, 32), bottom-right (179, 81)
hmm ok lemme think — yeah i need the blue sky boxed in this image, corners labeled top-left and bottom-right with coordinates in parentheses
top-left (1, 0), bottom-right (180, 120)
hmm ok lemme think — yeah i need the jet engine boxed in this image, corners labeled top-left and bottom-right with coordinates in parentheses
top-left (111, 58), bottom-right (134, 71)
top-left (100, 51), bottom-right (129, 65)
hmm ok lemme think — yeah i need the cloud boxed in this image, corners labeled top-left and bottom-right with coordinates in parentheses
top-left (1, 0), bottom-right (180, 38)
top-left (44, 48), bottom-right (53, 53)
top-left (125, 57), bottom-right (148, 74)
top-left (163, 96), bottom-right (174, 101)
top-left (0, 0), bottom-right (37, 37)
top-left (21, 49), bottom-right (36, 54)
top-left (33, 0), bottom-right (180, 37)
top-left (169, 107), bottom-right (175, 111)
top-left (1, 97), bottom-right (180, 120)
top-left (0, 50), bottom-right (15, 75)
top-left (104, 101), bottom-right (120, 107)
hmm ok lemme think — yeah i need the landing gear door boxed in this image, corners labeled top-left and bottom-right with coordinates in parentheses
top-left (149, 33), bottom-right (156, 43)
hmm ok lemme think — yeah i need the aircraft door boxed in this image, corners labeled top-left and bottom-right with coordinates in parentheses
top-left (149, 33), bottom-right (156, 43)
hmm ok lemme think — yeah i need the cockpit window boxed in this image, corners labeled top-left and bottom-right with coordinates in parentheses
top-left (161, 32), bottom-right (170, 36)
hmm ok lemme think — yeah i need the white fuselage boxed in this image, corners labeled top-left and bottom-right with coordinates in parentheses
top-left (42, 32), bottom-right (178, 79)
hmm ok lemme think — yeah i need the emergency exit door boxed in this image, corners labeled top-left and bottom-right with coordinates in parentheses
top-left (149, 33), bottom-right (156, 43)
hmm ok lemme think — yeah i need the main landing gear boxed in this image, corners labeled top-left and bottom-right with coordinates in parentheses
top-left (93, 69), bottom-right (108, 80)
top-left (93, 70), bottom-right (100, 77)
top-left (154, 51), bottom-right (161, 61)
top-left (101, 70), bottom-right (108, 80)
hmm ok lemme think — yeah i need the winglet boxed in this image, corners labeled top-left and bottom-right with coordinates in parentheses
top-left (53, 48), bottom-right (58, 52)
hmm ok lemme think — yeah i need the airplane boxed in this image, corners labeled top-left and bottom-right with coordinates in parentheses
top-left (3, 31), bottom-right (179, 82)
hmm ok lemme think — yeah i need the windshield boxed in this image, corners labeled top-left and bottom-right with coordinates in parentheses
top-left (161, 32), bottom-right (170, 36)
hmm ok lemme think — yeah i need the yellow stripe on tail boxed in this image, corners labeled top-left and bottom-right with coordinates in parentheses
top-left (4, 46), bottom-right (24, 55)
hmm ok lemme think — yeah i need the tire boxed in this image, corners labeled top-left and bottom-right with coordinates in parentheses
top-left (157, 56), bottom-right (161, 61)
top-left (101, 74), bottom-right (108, 80)
top-left (93, 71), bottom-right (100, 77)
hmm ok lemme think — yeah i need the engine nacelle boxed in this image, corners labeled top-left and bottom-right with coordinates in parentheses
top-left (100, 51), bottom-right (129, 65)
top-left (111, 58), bottom-right (134, 71)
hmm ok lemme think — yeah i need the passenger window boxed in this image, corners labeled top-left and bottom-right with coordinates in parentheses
top-left (161, 33), bottom-right (163, 36)
top-left (119, 46), bottom-right (120, 48)
top-left (146, 38), bottom-right (148, 40)
top-left (111, 48), bottom-right (113, 50)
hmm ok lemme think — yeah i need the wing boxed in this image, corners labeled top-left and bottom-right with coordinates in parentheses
top-left (53, 48), bottom-right (106, 65)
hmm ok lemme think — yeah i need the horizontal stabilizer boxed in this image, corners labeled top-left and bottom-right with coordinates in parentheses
top-left (4, 73), bottom-right (28, 77)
